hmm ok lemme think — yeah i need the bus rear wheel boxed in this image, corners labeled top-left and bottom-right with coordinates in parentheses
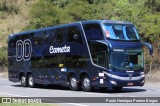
top-left (20, 75), bottom-right (27, 87)
top-left (82, 75), bottom-right (92, 92)
top-left (28, 74), bottom-right (35, 88)
top-left (69, 75), bottom-right (80, 91)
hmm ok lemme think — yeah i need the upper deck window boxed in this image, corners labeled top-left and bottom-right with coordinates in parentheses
top-left (104, 24), bottom-right (140, 41)
top-left (66, 26), bottom-right (83, 44)
top-left (83, 24), bottom-right (104, 40)
top-left (34, 31), bottom-right (49, 45)
top-left (53, 28), bottom-right (65, 43)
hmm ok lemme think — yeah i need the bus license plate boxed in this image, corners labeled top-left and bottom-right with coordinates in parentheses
top-left (127, 82), bottom-right (133, 86)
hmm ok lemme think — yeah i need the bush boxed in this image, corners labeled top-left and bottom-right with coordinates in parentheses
top-left (0, 46), bottom-right (8, 66)
top-left (0, 0), bottom-right (20, 14)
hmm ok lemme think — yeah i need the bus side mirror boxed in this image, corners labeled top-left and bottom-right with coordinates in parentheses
top-left (141, 42), bottom-right (153, 55)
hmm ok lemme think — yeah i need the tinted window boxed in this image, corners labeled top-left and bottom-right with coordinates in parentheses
top-left (9, 33), bottom-right (33, 48)
top-left (9, 38), bottom-right (16, 48)
top-left (104, 24), bottom-right (140, 40)
top-left (31, 55), bottom-right (86, 68)
top-left (65, 55), bottom-right (86, 68)
top-left (48, 29), bottom-right (55, 44)
top-left (31, 55), bottom-right (64, 68)
top-left (126, 26), bottom-right (138, 40)
top-left (83, 24), bottom-right (103, 40)
top-left (112, 25), bottom-right (125, 40)
top-left (89, 43), bottom-right (108, 68)
top-left (66, 26), bottom-right (83, 44)
top-left (54, 28), bottom-right (65, 43)
top-left (33, 31), bottom-right (49, 45)
top-left (110, 49), bottom-right (143, 70)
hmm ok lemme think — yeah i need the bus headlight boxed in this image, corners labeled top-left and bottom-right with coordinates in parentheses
top-left (110, 80), bottom-right (117, 85)
top-left (141, 80), bottom-right (145, 84)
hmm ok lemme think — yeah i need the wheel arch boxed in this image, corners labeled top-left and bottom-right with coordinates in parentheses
top-left (26, 72), bottom-right (32, 77)
top-left (18, 72), bottom-right (25, 81)
top-left (79, 72), bottom-right (88, 83)
top-left (67, 72), bottom-right (75, 82)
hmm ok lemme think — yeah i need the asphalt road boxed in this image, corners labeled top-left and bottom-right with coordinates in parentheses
top-left (0, 78), bottom-right (160, 106)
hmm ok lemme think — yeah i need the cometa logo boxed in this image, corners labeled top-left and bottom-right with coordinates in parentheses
top-left (49, 45), bottom-right (70, 54)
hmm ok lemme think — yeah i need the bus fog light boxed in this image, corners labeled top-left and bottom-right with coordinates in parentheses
top-left (110, 80), bottom-right (117, 85)
top-left (141, 80), bottom-right (145, 84)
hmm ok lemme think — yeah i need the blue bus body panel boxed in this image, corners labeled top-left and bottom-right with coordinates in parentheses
top-left (108, 40), bottom-right (141, 49)
top-left (8, 20), bottom-right (147, 88)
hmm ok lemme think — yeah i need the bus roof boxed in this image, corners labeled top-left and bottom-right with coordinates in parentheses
top-left (9, 20), bottom-right (132, 37)
top-left (81, 20), bottom-right (132, 24)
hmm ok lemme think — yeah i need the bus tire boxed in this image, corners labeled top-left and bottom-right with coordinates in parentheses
top-left (82, 75), bottom-right (92, 92)
top-left (20, 75), bottom-right (27, 87)
top-left (69, 75), bottom-right (80, 91)
top-left (112, 87), bottom-right (123, 91)
top-left (28, 74), bottom-right (35, 88)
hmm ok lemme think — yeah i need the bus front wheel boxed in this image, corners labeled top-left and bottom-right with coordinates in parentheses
top-left (69, 75), bottom-right (80, 91)
top-left (20, 75), bottom-right (27, 87)
top-left (82, 75), bottom-right (92, 92)
top-left (28, 74), bottom-right (35, 88)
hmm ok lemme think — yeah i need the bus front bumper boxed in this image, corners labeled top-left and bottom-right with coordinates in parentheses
top-left (92, 72), bottom-right (145, 87)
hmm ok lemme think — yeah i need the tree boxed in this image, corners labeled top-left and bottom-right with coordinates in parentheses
top-left (24, 0), bottom-right (160, 64)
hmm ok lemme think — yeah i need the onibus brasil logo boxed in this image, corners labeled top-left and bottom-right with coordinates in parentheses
top-left (49, 45), bottom-right (70, 54)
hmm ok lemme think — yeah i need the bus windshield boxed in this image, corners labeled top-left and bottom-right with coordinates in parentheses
top-left (110, 49), bottom-right (144, 71)
top-left (104, 24), bottom-right (140, 41)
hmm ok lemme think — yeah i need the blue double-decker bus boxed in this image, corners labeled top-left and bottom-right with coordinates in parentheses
top-left (8, 20), bottom-right (153, 92)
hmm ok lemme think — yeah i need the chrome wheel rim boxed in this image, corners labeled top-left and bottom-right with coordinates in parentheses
top-left (21, 76), bottom-right (26, 84)
top-left (83, 77), bottom-right (90, 90)
top-left (29, 76), bottom-right (33, 86)
top-left (70, 77), bottom-right (77, 88)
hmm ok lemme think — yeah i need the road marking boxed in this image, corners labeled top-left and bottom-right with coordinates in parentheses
top-left (0, 93), bottom-right (27, 97)
top-left (115, 95), bottom-right (122, 97)
top-left (67, 103), bottom-right (89, 106)
top-left (129, 96), bottom-right (136, 97)
top-left (41, 98), bottom-right (90, 106)
top-left (84, 92), bottom-right (111, 96)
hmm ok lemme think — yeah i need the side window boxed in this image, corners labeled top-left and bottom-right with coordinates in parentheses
top-left (89, 43), bottom-right (109, 68)
top-left (31, 55), bottom-right (65, 68)
top-left (66, 26), bottom-right (83, 44)
top-left (8, 38), bottom-right (16, 57)
top-left (126, 26), bottom-right (137, 40)
top-left (94, 51), bottom-right (108, 68)
top-left (65, 55), bottom-right (86, 68)
top-left (48, 29), bottom-right (55, 44)
top-left (34, 31), bottom-right (49, 45)
top-left (54, 28), bottom-right (65, 43)
top-left (83, 24), bottom-right (104, 40)
top-left (9, 38), bottom-right (16, 48)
